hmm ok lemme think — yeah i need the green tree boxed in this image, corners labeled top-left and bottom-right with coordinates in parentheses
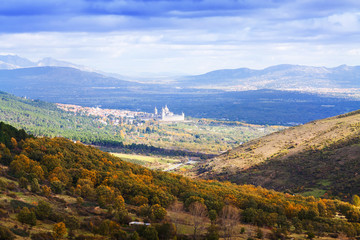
top-left (156, 222), bottom-right (176, 240)
top-left (17, 207), bottom-right (37, 226)
top-left (128, 231), bottom-right (140, 240)
top-left (144, 226), bottom-right (159, 240)
top-left (352, 195), bottom-right (360, 207)
top-left (35, 201), bottom-right (52, 220)
top-left (30, 178), bottom-right (40, 193)
top-left (18, 177), bottom-right (29, 189)
top-left (208, 210), bottom-right (217, 223)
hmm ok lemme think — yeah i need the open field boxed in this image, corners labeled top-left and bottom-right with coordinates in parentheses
top-left (111, 152), bottom-right (182, 170)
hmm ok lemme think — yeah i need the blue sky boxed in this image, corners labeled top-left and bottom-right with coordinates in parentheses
top-left (1, 0), bottom-right (360, 75)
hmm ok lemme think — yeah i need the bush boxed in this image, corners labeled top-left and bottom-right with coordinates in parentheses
top-left (17, 207), bottom-right (37, 226)
top-left (35, 201), bottom-right (52, 220)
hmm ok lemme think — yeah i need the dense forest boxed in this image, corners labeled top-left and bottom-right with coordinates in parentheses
top-left (1, 122), bottom-right (360, 239)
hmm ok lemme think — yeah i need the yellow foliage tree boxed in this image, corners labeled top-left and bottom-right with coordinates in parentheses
top-left (53, 222), bottom-right (67, 239)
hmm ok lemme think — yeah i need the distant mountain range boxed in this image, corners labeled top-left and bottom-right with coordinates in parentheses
top-left (178, 64), bottom-right (360, 90)
top-left (1, 54), bottom-right (360, 91)
top-left (0, 54), bottom-right (94, 72)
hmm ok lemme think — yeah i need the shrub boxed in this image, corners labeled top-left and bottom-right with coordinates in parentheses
top-left (17, 207), bottom-right (36, 226)
top-left (35, 201), bottom-right (52, 220)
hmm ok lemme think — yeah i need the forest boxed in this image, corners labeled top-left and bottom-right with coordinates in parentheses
top-left (1, 122), bottom-right (360, 239)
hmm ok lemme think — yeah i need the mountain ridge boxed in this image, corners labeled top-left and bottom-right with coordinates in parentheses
top-left (195, 109), bottom-right (360, 199)
top-left (178, 64), bottom-right (360, 90)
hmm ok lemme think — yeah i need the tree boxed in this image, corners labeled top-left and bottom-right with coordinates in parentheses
top-left (144, 226), bottom-right (159, 240)
top-left (18, 177), bottom-right (29, 189)
top-left (41, 185), bottom-right (52, 197)
top-left (208, 210), bottom-right (217, 224)
top-left (53, 222), bottom-right (67, 239)
top-left (189, 201), bottom-right (208, 239)
top-left (30, 178), bottom-right (40, 193)
top-left (35, 201), bottom-right (52, 220)
top-left (64, 216), bottom-right (80, 234)
top-left (156, 222), bottom-right (176, 240)
top-left (17, 207), bottom-right (37, 226)
top-left (129, 231), bottom-right (140, 240)
top-left (352, 195), bottom-right (360, 207)
top-left (150, 204), bottom-right (167, 221)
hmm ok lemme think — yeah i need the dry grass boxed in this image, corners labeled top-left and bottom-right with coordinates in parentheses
top-left (198, 110), bottom-right (360, 177)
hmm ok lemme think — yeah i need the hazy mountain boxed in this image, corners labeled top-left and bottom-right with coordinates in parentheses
top-left (0, 66), bottom-right (160, 102)
top-left (0, 54), bottom-right (95, 72)
top-left (36, 57), bottom-right (95, 72)
top-left (196, 109), bottom-right (360, 199)
top-left (0, 55), bottom-right (35, 69)
top-left (178, 64), bottom-right (360, 89)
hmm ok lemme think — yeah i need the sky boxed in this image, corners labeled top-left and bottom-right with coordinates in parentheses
top-left (0, 0), bottom-right (360, 76)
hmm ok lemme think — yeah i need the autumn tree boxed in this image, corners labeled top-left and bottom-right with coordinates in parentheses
top-left (150, 204), bottom-right (167, 221)
top-left (53, 222), bottom-right (67, 239)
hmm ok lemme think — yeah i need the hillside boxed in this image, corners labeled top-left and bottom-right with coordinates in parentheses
top-left (178, 64), bottom-right (360, 90)
top-left (2, 122), bottom-right (360, 239)
top-left (196, 109), bottom-right (360, 199)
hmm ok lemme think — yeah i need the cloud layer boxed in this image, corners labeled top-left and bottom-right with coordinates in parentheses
top-left (1, 0), bottom-right (360, 74)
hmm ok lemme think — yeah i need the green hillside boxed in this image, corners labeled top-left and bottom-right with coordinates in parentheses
top-left (196, 110), bottom-right (360, 200)
top-left (1, 122), bottom-right (360, 239)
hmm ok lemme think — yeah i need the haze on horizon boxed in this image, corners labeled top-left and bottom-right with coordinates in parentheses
top-left (1, 0), bottom-right (360, 76)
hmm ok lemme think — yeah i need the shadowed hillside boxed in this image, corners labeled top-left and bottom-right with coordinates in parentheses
top-left (196, 110), bottom-right (360, 199)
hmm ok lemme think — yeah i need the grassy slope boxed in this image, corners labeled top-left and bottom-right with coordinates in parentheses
top-left (196, 110), bottom-right (360, 199)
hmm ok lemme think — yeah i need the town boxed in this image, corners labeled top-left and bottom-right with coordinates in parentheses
top-left (56, 103), bottom-right (185, 126)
